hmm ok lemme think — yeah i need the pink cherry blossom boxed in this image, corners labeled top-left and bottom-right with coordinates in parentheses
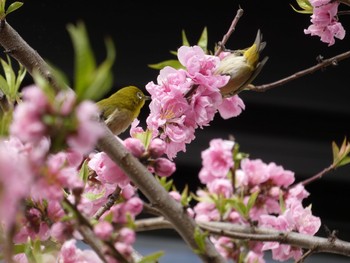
top-left (199, 139), bottom-right (234, 184)
top-left (0, 138), bottom-right (32, 231)
top-left (217, 95), bottom-right (245, 120)
top-left (304, 0), bottom-right (345, 46)
top-left (88, 151), bottom-right (130, 187)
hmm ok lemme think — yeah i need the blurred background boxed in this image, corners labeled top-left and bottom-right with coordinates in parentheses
top-left (5, 0), bottom-right (350, 261)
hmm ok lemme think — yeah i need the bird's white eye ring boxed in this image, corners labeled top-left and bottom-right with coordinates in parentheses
top-left (136, 92), bottom-right (143, 100)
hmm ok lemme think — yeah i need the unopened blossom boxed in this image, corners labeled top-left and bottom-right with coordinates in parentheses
top-left (67, 101), bottom-right (104, 155)
top-left (58, 239), bottom-right (103, 263)
top-left (153, 157), bottom-right (176, 177)
top-left (10, 85), bottom-right (48, 143)
top-left (148, 138), bottom-right (167, 158)
top-left (94, 221), bottom-right (113, 240)
top-left (124, 137), bottom-right (145, 158)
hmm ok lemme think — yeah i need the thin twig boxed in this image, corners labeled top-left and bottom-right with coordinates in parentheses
top-left (185, 7), bottom-right (244, 99)
top-left (300, 164), bottom-right (335, 187)
top-left (63, 198), bottom-right (129, 263)
top-left (339, 0), bottom-right (350, 7)
top-left (93, 186), bottom-right (121, 220)
top-left (215, 8), bottom-right (244, 56)
top-left (248, 50), bottom-right (350, 92)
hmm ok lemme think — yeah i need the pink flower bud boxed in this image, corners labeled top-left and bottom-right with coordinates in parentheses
top-left (94, 221), bottom-right (113, 240)
top-left (153, 157), bottom-right (176, 177)
top-left (148, 138), bottom-right (166, 158)
top-left (124, 138), bottom-right (145, 158)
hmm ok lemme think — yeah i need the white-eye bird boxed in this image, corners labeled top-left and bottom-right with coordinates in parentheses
top-left (96, 86), bottom-right (150, 136)
top-left (215, 29), bottom-right (269, 98)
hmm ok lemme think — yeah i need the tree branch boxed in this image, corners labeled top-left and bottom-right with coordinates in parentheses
top-left (197, 221), bottom-right (350, 257)
top-left (0, 19), bottom-right (61, 91)
top-left (135, 217), bottom-right (173, 232)
top-left (248, 50), bottom-right (350, 92)
top-left (97, 126), bottom-right (226, 263)
top-left (215, 8), bottom-right (244, 56)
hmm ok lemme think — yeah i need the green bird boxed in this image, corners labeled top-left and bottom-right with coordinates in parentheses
top-left (96, 86), bottom-right (150, 136)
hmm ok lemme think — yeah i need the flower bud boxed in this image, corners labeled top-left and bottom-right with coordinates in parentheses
top-left (148, 138), bottom-right (166, 158)
top-left (153, 157), bottom-right (176, 177)
top-left (124, 138), bottom-right (145, 158)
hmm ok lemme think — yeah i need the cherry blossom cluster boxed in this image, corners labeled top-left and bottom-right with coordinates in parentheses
top-left (0, 85), bottom-right (143, 262)
top-left (304, 0), bottom-right (345, 46)
top-left (190, 138), bottom-right (321, 262)
top-left (145, 45), bottom-right (245, 159)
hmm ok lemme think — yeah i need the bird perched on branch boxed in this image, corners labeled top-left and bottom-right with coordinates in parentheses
top-left (96, 86), bottom-right (150, 136)
top-left (215, 29), bottom-right (269, 98)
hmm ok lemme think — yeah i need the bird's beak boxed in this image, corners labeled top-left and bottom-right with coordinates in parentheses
top-left (144, 95), bottom-right (151, 101)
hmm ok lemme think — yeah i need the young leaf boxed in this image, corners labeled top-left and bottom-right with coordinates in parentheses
top-left (67, 21), bottom-right (115, 102)
top-left (148, 59), bottom-right (183, 70)
top-left (181, 29), bottom-right (190, 46)
top-left (138, 251), bottom-right (165, 263)
top-left (290, 0), bottom-right (313, 14)
top-left (193, 227), bottom-right (208, 255)
top-left (6, 1), bottom-right (23, 16)
top-left (197, 27), bottom-right (208, 53)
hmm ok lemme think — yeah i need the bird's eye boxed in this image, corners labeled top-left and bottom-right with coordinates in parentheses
top-left (136, 92), bottom-right (143, 100)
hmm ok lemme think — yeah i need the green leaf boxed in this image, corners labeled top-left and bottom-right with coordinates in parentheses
top-left (81, 37), bottom-right (115, 101)
top-left (148, 59), bottom-right (183, 70)
top-left (156, 176), bottom-right (173, 192)
top-left (83, 189), bottom-right (106, 201)
top-left (0, 55), bottom-right (26, 103)
top-left (246, 190), bottom-right (259, 213)
top-left (79, 159), bottom-right (89, 183)
top-left (67, 22), bottom-right (115, 102)
top-left (197, 27), bottom-right (208, 53)
top-left (6, 1), bottom-right (23, 15)
top-left (138, 251), bottom-right (165, 263)
top-left (181, 29), bottom-right (190, 46)
top-left (193, 227), bottom-right (208, 255)
top-left (332, 140), bottom-right (340, 164)
top-left (338, 156), bottom-right (350, 167)
top-left (0, 75), bottom-right (9, 96)
top-left (290, 0), bottom-right (313, 14)
top-left (67, 21), bottom-right (96, 98)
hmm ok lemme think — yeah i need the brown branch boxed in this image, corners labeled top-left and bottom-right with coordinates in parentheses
top-left (135, 217), bottom-right (173, 232)
top-left (248, 50), bottom-right (350, 92)
top-left (132, 216), bottom-right (350, 259)
top-left (93, 186), bottom-right (121, 220)
top-left (197, 221), bottom-right (350, 258)
top-left (215, 8), bottom-right (244, 56)
top-left (63, 198), bottom-right (129, 263)
top-left (97, 126), bottom-right (226, 263)
top-left (0, 19), bottom-right (61, 91)
top-left (339, 0), bottom-right (350, 7)
top-left (300, 163), bottom-right (335, 187)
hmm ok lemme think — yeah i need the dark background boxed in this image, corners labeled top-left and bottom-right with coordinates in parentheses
top-left (5, 0), bottom-right (350, 241)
